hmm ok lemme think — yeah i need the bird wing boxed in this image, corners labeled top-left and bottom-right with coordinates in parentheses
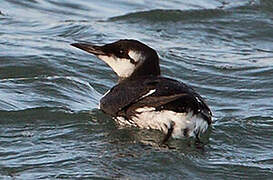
top-left (100, 77), bottom-right (212, 124)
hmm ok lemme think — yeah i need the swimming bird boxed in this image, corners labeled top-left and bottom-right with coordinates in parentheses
top-left (71, 39), bottom-right (212, 143)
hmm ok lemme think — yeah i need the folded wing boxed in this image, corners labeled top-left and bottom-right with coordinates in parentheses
top-left (100, 77), bottom-right (212, 124)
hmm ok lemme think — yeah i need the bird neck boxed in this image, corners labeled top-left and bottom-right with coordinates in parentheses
top-left (118, 55), bottom-right (161, 82)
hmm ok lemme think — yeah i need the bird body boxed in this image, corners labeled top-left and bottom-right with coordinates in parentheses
top-left (71, 39), bottom-right (212, 142)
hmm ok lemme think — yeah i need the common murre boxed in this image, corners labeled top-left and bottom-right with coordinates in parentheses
top-left (71, 39), bottom-right (212, 143)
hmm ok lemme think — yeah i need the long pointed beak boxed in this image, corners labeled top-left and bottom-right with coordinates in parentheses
top-left (71, 43), bottom-right (106, 56)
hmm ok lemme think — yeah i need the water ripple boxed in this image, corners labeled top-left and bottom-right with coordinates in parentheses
top-left (0, 76), bottom-right (101, 111)
top-left (1, 0), bottom-right (273, 179)
top-left (109, 9), bottom-right (229, 23)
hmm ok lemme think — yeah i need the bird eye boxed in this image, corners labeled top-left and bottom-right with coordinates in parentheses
top-left (120, 50), bottom-right (125, 55)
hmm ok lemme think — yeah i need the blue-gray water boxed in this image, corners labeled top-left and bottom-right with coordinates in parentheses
top-left (0, 0), bottom-right (273, 179)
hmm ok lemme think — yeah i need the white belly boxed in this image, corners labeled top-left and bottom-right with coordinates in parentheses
top-left (115, 108), bottom-right (209, 139)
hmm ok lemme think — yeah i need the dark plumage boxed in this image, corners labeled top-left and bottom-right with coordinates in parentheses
top-left (100, 76), bottom-right (212, 125)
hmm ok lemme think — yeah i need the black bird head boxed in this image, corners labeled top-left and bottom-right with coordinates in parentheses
top-left (71, 39), bottom-right (161, 81)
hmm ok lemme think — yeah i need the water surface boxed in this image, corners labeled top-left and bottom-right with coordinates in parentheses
top-left (0, 0), bottom-right (273, 179)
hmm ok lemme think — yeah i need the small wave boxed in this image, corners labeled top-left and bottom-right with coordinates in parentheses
top-left (109, 9), bottom-right (229, 23)
top-left (0, 75), bottom-right (101, 112)
top-left (0, 106), bottom-right (92, 121)
top-left (108, 0), bottom-right (263, 24)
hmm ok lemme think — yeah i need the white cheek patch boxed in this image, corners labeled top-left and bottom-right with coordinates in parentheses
top-left (97, 55), bottom-right (135, 78)
top-left (128, 50), bottom-right (145, 63)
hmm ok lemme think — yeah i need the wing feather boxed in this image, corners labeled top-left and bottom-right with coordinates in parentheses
top-left (100, 76), bottom-right (212, 124)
